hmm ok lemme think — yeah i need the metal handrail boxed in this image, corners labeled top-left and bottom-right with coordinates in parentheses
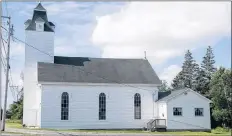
top-left (147, 118), bottom-right (166, 131)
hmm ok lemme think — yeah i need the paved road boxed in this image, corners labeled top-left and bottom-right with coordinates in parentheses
top-left (5, 128), bottom-right (175, 136)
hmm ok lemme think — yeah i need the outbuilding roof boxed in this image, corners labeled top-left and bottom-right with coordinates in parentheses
top-left (157, 89), bottom-right (187, 102)
top-left (37, 56), bottom-right (162, 85)
top-left (157, 88), bottom-right (212, 103)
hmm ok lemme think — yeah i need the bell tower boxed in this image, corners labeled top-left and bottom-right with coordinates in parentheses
top-left (23, 3), bottom-right (55, 127)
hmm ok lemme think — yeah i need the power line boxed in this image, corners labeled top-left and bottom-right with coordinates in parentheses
top-left (7, 30), bottom-right (158, 93)
top-left (13, 36), bottom-right (52, 57)
top-left (0, 55), bottom-right (16, 101)
top-left (3, 0), bottom-right (9, 17)
top-left (1, 33), bottom-right (16, 101)
top-left (12, 35), bottom-right (158, 92)
top-left (5, 26), bottom-right (157, 93)
top-left (1, 33), bottom-right (8, 56)
top-left (0, 53), bottom-right (16, 100)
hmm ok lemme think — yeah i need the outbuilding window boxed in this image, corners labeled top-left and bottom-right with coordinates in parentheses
top-left (195, 108), bottom-right (203, 116)
top-left (173, 107), bottom-right (182, 116)
top-left (61, 92), bottom-right (69, 120)
top-left (134, 93), bottom-right (141, 119)
top-left (99, 93), bottom-right (106, 120)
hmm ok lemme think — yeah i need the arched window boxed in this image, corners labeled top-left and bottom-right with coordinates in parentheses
top-left (99, 93), bottom-right (106, 120)
top-left (61, 92), bottom-right (69, 120)
top-left (134, 93), bottom-right (141, 119)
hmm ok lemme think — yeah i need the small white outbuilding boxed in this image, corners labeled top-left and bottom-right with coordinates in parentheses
top-left (156, 88), bottom-right (212, 131)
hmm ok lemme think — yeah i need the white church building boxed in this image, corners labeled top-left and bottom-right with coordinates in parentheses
top-left (23, 3), bottom-right (211, 131)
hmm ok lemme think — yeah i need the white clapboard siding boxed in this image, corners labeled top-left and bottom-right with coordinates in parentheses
top-left (23, 30), bottom-right (54, 126)
top-left (166, 91), bottom-right (211, 130)
top-left (40, 84), bottom-right (158, 129)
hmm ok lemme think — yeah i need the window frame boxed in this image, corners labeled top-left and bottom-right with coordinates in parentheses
top-left (173, 107), bottom-right (182, 116)
top-left (134, 93), bottom-right (141, 120)
top-left (61, 92), bottom-right (69, 120)
top-left (99, 93), bottom-right (106, 120)
top-left (195, 108), bottom-right (204, 117)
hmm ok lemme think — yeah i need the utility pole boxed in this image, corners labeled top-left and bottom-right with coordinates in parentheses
top-left (0, 14), bottom-right (2, 135)
top-left (1, 16), bottom-right (12, 131)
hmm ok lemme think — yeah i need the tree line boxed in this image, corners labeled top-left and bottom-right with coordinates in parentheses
top-left (159, 46), bottom-right (231, 128)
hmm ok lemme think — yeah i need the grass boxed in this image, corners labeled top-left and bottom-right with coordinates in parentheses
top-left (6, 122), bottom-right (23, 129)
top-left (5, 120), bottom-right (232, 135)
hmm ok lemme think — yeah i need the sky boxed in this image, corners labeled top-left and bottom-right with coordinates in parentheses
top-left (0, 1), bottom-right (231, 107)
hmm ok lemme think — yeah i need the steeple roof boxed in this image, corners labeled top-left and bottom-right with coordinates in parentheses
top-left (25, 3), bottom-right (54, 32)
top-left (34, 3), bottom-right (46, 11)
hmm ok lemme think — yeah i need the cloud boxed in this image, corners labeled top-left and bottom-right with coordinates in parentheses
top-left (92, 2), bottom-right (230, 64)
top-left (159, 65), bottom-right (182, 86)
top-left (44, 2), bottom-right (80, 16)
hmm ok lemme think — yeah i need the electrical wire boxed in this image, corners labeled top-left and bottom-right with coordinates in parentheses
top-left (0, 55), bottom-right (16, 101)
top-left (3, 0), bottom-right (9, 17)
top-left (1, 34), bottom-right (16, 100)
top-left (0, 33), bottom-right (8, 59)
top-left (12, 35), bottom-right (158, 92)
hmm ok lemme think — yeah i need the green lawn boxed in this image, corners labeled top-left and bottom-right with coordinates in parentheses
top-left (5, 120), bottom-right (231, 135)
top-left (6, 122), bottom-right (23, 128)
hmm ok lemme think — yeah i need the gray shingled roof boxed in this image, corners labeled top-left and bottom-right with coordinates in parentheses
top-left (25, 3), bottom-right (54, 32)
top-left (24, 19), bottom-right (31, 24)
top-left (49, 22), bottom-right (55, 26)
top-left (157, 88), bottom-right (188, 102)
top-left (37, 56), bottom-right (162, 84)
top-left (158, 91), bottom-right (171, 100)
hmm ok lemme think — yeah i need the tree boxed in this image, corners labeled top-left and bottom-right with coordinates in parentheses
top-left (158, 80), bottom-right (172, 92)
top-left (172, 50), bottom-right (199, 90)
top-left (8, 88), bottom-right (23, 120)
top-left (182, 50), bottom-right (199, 89)
top-left (195, 69), bottom-right (208, 96)
top-left (201, 46), bottom-right (216, 77)
top-left (172, 71), bottom-right (184, 89)
top-left (196, 46), bottom-right (216, 96)
top-left (210, 67), bottom-right (232, 128)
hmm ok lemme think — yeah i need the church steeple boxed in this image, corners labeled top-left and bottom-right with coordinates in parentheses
top-left (24, 3), bottom-right (55, 32)
top-left (23, 2), bottom-right (55, 126)
top-left (34, 3), bottom-right (46, 11)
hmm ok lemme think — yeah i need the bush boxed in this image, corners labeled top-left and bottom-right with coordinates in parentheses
top-left (212, 127), bottom-right (230, 133)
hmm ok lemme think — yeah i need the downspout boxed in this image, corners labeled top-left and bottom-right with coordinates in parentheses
top-left (152, 92), bottom-right (156, 118)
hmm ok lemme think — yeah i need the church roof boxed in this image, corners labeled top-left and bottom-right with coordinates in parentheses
top-left (24, 19), bottom-right (31, 24)
top-left (25, 3), bottom-right (54, 32)
top-left (37, 56), bottom-right (162, 85)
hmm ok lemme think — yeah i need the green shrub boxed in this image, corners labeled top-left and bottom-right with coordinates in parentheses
top-left (212, 127), bottom-right (230, 133)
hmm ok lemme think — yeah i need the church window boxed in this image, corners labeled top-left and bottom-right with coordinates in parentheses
top-left (134, 93), bottom-right (141, 119)
top-left (99, 93), bottom-right (106, 120)
top-left (61, 92), bottom-right (69, 120)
